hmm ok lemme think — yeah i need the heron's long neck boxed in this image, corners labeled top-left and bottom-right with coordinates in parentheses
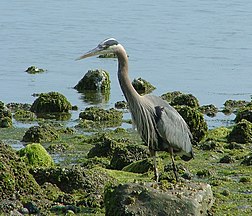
top-left (116, 46), bottom-right (141, 103)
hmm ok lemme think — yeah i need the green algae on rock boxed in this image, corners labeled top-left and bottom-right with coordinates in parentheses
top-left (175, 105), bottom-right (208, 143)
top-left (0, 101), bottom-right (12, 128)
top-left (222, 99), bottom-right (249, 114)
top-left (31, 166), bottom-right (116, 208)
top-left (132, 77), bottom-right (156, 95)
top-left (110, 144), bottom-right (149, 170)
top-left (0, 141), bottom-right (44, 212)
top-left (122, 158), bottom-right (153, 174)
top-left (17, 143), bottom-right (55, 168)
top-left (30, 92), bottom-right (72, 114)
top-left (161, 91), bottom-right (183, 103)
top-left (79, 107), bottom-right (123, 128)
top-left (227, 119), bottom-right (252, 144)
top-left (13, 109), bottom-right (36, 122)
top-left (25, 66), bottom-right (45, 74)
top-left (235, 105), bottom-right (252, 123)
top-left (199, 104), bottom-right (218, 117)
top-left (171, 93), bottom-right (200, 108)
top-left (22, 125), bottom-right (59, 143)
top-left (74, 69), bottom-right (110, 92)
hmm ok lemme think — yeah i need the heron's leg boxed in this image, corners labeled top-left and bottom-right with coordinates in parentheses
top-left (169, 147), bottom-right (178, 182)
top-left (150, 150), bottom-right (159, 182)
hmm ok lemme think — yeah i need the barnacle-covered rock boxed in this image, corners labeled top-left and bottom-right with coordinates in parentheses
top-left (22, 125), bottom-right (59, 143)
top-left (30, 92), bottom-right (72, 114)
top-left (227, 119), bottom-right (252, 144)
top-left (132, 77), bottom-right (156, 95)
top-left (17, 143), bottom-right (55, 168)
top-left (74, 69), bottom-right (110, 92)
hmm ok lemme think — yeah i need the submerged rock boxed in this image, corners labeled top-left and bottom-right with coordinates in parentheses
top-left (0, 101), bottom-right (12, 128)
top-left (227, 119), bottom-right (252, 144)
top-left (30, 92), bottom-right (72, 114)
top-left (222, 99), bottom-right (249, 114)
top-left (104, 182), bottom-right (214, 216)
top-left (17, 143), bottom-right (55, 168)
top-left (132, 77), bottom-right (156, 95)
top-left (22, 125), bottom-right (59, 143)
top-left (25, 66), bottom-right (45, 74)
top-left (74, 69), bottom-right (110, 92)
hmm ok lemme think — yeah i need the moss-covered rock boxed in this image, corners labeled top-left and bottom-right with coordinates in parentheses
top-left (87, 133), bottom-right (120, 158)
top-left (0, 101), bottom-right (12, 128)
top-left (74, 69), bottom-right (110, 92)
top-left (17, 143), bottom-right (55, 168)
top-left (241, 153), bottom-right (252, 166)
top-left (13, 110), bottom-right (36, 122)
top-left (30, 92), bottom-right (72, 114)
top-left (175, 106), bottom-right (208, 143)
top-left (6, 102), bottom-right (31, 112)
top-left (110, 144), bottom-right (149, 170)
top-left (0, 141), bottom-right (43, 208)
top-left (79, 107), bottom-right (123, 128)
top-left (222, 99), bottom-right (249, 114)
top-left (31, 166), bottom-right (116, 208)
top-left (22, 125), bottom-right (59, 143)
top-left (122, 158), bottom-right (153, 174)
top-left (235, 105), bottom-right (252, 123)
top-left (227, 119), bottom-right (252, 144)
top-left (132, 77), bottom-right (156, 95)
top-left (171, 93), bottom-right (200, 108)
top-left (115, 100), bottom-right (128, 109)
top-left (199, 104), bottom-right (218, 117)
top-left (25, 66), bottom-right (45, 74)
top-left (161, 91), bottom-right (183, 103)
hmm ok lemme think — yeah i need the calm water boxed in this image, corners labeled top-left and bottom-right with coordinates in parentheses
top-left (1, 1), bottom-right (252, 128)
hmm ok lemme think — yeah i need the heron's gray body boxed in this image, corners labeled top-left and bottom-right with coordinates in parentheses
top-left (77, 38), bottom-right (193, 181)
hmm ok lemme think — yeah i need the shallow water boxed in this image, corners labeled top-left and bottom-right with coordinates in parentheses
top-left (1, 1), bottom-right (252, 128)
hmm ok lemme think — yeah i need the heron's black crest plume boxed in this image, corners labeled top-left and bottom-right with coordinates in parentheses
top-left (99, 38), bottom-right (119, 49)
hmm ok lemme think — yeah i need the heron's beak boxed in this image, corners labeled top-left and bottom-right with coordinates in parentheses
top-left (75, 46), bottom-right (102, 61)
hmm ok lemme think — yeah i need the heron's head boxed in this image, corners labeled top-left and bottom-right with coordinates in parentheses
top-left (76, 38), bottom-right (119, 60)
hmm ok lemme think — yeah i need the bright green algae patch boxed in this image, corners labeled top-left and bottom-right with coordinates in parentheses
top-left (17, 143), bottom-right (55, 168)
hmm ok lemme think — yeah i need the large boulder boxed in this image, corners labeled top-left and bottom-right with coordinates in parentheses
top-left (104, 182), bottom-right (214, 216)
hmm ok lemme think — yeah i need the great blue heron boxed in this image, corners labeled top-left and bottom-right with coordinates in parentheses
top-left (76, 38), bottom-right (193, 182)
